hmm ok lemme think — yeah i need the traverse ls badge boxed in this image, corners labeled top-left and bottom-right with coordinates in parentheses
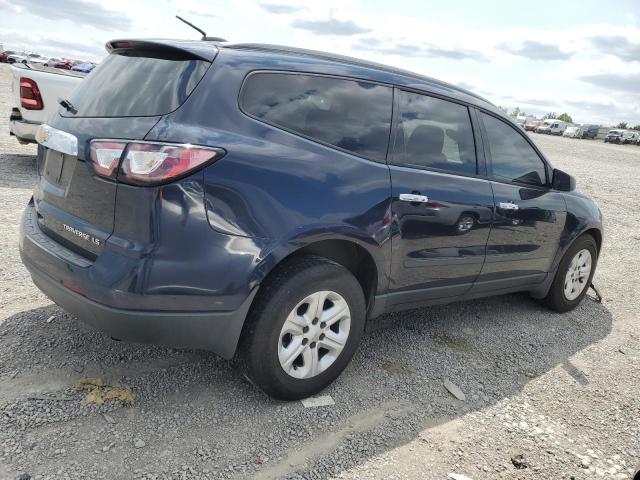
top-left (62, 224), bottom-right (101, 246)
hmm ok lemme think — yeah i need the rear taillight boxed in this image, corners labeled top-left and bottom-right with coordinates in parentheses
top-left (89, 140), bottom-right (224, 185)
top-left (20, 77), bottom-right (43, 110)
top-left (89, 141), bottom-right (127, 178)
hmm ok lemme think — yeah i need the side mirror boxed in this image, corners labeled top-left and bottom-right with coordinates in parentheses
top-left (552, 168), bottom-right (576, 191)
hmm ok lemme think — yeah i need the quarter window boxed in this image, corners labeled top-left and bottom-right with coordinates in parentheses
top-left (241, 73), bottom-right (392, 162)
top-left (481, 112), bottom-right (547, 186)
top-left (394, 91), bottom-right (477, 175)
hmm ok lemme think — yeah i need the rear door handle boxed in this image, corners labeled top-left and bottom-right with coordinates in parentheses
top-left (499, 202), bottom-right (519, 211)
top-left (399, 193), bottom-right (429, 203)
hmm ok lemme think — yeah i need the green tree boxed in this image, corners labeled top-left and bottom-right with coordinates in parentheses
top-left (511, 107), bottom-right (526, 117)
top-left (543, 112), bottom-right (558, 120)
top-left (632, 125), bottom-right (640, 131)
top-left (616, 122), bottom-right (628, 129)
top-left (557, 113), bottom-right (573, 123)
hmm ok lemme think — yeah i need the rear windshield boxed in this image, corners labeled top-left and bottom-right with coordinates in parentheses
top-left (62, 50), bottom-right (209, 118)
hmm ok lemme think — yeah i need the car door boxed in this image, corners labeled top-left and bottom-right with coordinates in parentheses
top-left (473, 110), bottom-right (566, 293)
top-left (387, 90), bottom-right (494, 307)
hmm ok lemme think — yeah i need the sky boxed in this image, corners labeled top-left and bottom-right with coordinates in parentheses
top-left (1, 0), bottom-right (639, 126)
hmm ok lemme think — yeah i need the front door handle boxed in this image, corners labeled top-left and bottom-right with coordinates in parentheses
top-left (399, 193), bottom-right (429, 203)
top-left (499, 201), bottom-right (519, 211)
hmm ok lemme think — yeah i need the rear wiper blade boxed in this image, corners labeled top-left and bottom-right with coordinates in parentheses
top-left (58, 98), bottom-right (77, 115)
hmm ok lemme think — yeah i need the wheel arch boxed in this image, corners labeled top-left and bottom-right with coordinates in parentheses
top-left (255, 236), bottom-right (383, 315)
top-left (235, 235), bottom-right (386, 357)
top-left (251, 226), bottom-right (391, 313)
top-left (530, 226), bottom-right (602, 300)
top-left (289, 239), bottom-right (379, 312)
top-left (583, 227), bottom-right (602, 253)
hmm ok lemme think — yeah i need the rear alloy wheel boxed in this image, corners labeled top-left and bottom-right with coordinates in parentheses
top-left (278, 291), bottom-right (351, 379)
top-left (241, 255), bottom-right (365, 400)
top-left (538, 234), bottom-right (598, 312)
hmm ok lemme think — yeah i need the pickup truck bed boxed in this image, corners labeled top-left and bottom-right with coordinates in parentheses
top-left (9, 64), bottom-right (85, 144)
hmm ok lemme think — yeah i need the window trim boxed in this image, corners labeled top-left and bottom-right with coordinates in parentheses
top-left (387, 87), bottom-right (481, 179)
top-left (470, 107), bottom-right (488, 177)
top-left (238, 69), bottom-right (394, 164)
top-left (475, 107), bottom-right (552, 189)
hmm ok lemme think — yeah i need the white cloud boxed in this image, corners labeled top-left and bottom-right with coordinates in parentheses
top-left (0, 0), bottom-right (638, 124)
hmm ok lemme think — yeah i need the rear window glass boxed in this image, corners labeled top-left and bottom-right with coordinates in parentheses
top-left (62, 50), bottom-right (209, 118)
top-left (241, 72), bottom-right (392, 162)
top-left (394, 90), bottom-right (476, 175)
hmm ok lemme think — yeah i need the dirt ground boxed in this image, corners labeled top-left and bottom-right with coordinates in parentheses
top-left (0, 63), bottom-right (639, 480)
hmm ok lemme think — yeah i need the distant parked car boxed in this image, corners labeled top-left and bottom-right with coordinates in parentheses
top-left (549, 121), bottom-right (568, 135)
top-left (7, 52), bottom-right (47, 65)
top-left (604, 129), bottom-right (625, 143)
top-left (535, 119), bottom-right (568, 135)
top-left (0, 50), bottom-right (16, 63)
top-left (535, 124), bottom-right (550, 134)
top-left (524, 119), bottom-right (542, 131)
top-left (71, 62), bottom-right (96, 73)
top-left (579, 124), bottom-right (599, 139)
top-left (535, 119), bottom-right (555, 134)
top-left (23, 54), bottom-right (47, 65)
top-left (7, 52), bottom-right (28, 64)
top-left (621, 131), bottom-right (639, 144)
top-left (563, 126), bottom-right (580, 138)
top-left (44, 57), bottom-right (61, 67)
top-left (53, 59), bottom-right (80, 70)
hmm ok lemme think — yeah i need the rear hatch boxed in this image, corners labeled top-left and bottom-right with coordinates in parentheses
top-left (33, 41), bottom-right (213, 259)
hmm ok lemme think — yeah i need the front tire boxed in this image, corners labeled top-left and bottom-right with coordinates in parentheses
top-left (538, 234), bottom-right (598, 313)
top-left (241, 255), bottom-right (366, 400)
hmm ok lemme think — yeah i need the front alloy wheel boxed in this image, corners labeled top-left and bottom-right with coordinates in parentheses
top-left (563, 249), bottom-right (592, 301)
top-left (537, 234), bottom-right (598, 312)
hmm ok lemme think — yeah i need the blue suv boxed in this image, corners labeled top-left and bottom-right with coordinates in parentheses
top-left (20, 39), bottom-right (603, 399)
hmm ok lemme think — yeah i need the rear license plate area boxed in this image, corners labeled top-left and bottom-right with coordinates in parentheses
top-left (44, 149), bottom-right (64, 184)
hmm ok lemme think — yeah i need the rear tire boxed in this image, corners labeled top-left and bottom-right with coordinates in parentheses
top-left (241, 255), bottom-right (366, 400)
top-left (538, 234), bottom-right (598, 313)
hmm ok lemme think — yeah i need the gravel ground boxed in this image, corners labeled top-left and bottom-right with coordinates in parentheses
top-left (0, 63), bottom-right (639, 480)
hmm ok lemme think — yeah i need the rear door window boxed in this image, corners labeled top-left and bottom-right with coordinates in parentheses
top-left (393, 90), bottom-right (477, 176)
top-left (241, 72), bottom-right (392, 162)
top-left (62, 50), bottom-right (210, 118)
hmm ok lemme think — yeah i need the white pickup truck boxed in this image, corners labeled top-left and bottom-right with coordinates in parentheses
top-left (9, 64), bottom-right (85, 144)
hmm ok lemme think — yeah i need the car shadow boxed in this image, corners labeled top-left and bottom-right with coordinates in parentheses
top-left (0, 292), bottom-right (612, 479)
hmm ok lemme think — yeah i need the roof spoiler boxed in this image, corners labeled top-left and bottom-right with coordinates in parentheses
top-left (105, 39), bottom-right (218, 62)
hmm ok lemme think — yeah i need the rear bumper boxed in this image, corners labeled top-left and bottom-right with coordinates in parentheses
top-left (9, 116), bottom-right (39, 143)
top-left (20, 202), bottom-right (258, 358)
top-left (25, 264), bottom-right (256, 358)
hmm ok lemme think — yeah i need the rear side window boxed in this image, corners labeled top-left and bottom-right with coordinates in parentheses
top-left (480, 112), bottom-right (547, 186)
top-left (394, 90), bottom-right (477, 175)
top-left (62, 50), bottom-right (210, 118)
top-left (241, 72), bottom-right (392, 162)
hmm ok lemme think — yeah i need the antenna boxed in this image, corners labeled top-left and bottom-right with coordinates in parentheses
top-left (176, 15), bottom-right (206, 39)
top-left (176, 15), bottom-right (227, 42)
